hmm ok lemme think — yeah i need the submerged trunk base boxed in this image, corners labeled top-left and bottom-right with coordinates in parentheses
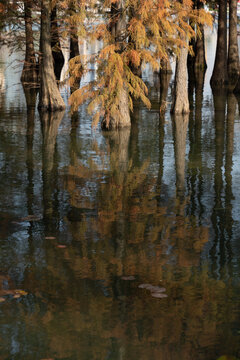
top-left (101, 87), bottom-right (131, 130)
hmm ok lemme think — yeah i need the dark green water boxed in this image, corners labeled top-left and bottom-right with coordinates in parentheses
top-left (1, 40), bottom-right (240, 360)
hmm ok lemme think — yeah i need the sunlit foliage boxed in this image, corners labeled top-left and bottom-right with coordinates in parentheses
top-left (69, 0), bottom-right (212, 127)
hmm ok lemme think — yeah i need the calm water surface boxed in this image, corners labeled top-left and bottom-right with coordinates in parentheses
top-left (1, 36), bottom-right (240, 360)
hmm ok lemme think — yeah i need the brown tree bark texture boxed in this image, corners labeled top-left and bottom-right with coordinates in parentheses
top-left (103, 0), bottom-right (130, 129)
top-left (21, 0), bottom-right (38, 85)
top-left (228, 0), bottom-right (240, 90)
top-left (210, 0), bottom-right (228, 88)
top-left (171, 45), bottom-right (190, 114)
top-left (38, 0), bottom-right (65, 111)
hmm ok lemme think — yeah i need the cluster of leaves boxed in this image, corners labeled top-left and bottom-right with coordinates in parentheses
top-left (69, 0), bottom-right (212, 127)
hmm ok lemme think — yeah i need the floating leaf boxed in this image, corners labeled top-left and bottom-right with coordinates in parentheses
top-left (13, 294), bottom-right (21, 299)
top-left (0, 297), bottom-right (6, 303)
top-left (15, 290), bottom-right (28, 296)
top-left (45, 236), bottom-right (56, 240)
top-left (148, 286), bottom-right (166, 293)
top-left (138, 283), bottom-right (152, 289)
top-left (121, 276), bottom-right (135, 281)
top-left (57, 245), bottom-right (67, 249)
top-left (151, 292), bottom-right (168, 298)
top-left (20, 215), bottom-right (42, 222)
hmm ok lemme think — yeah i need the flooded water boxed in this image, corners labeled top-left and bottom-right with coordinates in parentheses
top-left (1, 31), bottom-right (240, 360)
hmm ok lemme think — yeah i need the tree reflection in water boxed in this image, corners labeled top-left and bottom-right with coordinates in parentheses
top-left (0, 51), bottom-right (240, 360)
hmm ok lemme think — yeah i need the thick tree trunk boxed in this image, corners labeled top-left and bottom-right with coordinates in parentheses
top-left (102, 0), bottom-right (130, 129)
top-left (38, 0), bottom-right (65, 111)
top-left (210, 0), bottom-right (228, 88)
top-left (102, 86), bottom-right (131, 129)
top-left (21, 0), bottom-right (38, 85)
top-left (171, 42), bottom-right (190, 114)
top-left (51, 6), bottom-right (65, 81)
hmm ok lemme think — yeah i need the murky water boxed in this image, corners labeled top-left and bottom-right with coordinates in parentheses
top-left (1, 31), bottom-right (240, 360)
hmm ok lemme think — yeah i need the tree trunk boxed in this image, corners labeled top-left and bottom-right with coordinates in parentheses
top-left (171, 41), bottom-right (190, 114)
top-left (38, 0), bottom-right (65, 111)
top-left (228, 0), bottom-right (239, 90)
top-left (69, 1), bottom-right (82, 93)
top-left (128, 6), bottom-right (142, 77)
top-left (210, 0), bottom-right (228, 88)
top-left (51, 5), bottom-right (65, 81)
top-left (160, 57), bottom-right (172, 74)
top-left (194, 0), bottom-right (207, 73)
top-left (101, 86), bottom-right (131, 129)
top-left (21, 0), bottom-right (38, 85)
top-left (228, 0), bottom-right (240, 91)
top-left (102, 0), bottom-right (130, 129)
top-left (159, 69), bottom-right (171, 115)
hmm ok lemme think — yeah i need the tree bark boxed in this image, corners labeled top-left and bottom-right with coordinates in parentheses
top-left (228, 0), bottom-right (240, 91)
top-left (38, 0), bottom-right (65, 111)
top-left (21, 0), bottom-right (38, 85)
top-left (159, 69), bottom-right (171, 115)
top-left (210, 0), bottom-right (228, 88)
top-left (51, 5), bottom-right (65, 81)
top-left (102, 0), bottom-right (130, 129)
top-left (194, 0), bottom-right (207, 73)
top-left (101, 85), bottom-right (131, 129)
top-left (160, 57), bottom-right (172, 74)
top-left (69, 1), bottom-right (82, 93)
top-left (171, 42), bottom-right (190, 114)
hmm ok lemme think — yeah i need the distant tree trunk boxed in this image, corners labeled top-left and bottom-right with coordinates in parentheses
top-left (160, 57), bottom-right (172, 74)
top-left (21, 0), bottom-right (38, 85)
top-left (171, 41), bottom-right (190, 114)
top-left (187, 0), bottom-right (206, 79)
top-left (102, 0), bottom-right (130, 129)
top-left (228, 0), bottom-right (240, 91)
top-left (38, 0), bottom-right (65, 111)
top-left (51, 5), bottom-right (65, 81)
top-left (210, 0), bottom-right (228, 88)
top-left (194, 0), bottom-right (207, 73)
top-left (159, 68), bottom-right (171, 115)
top-left (69, 1), bottom-right (82, 93)
top-left (128, 6), bottom-right (142, 77)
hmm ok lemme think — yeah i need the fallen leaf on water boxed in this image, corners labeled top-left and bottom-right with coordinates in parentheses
top-left (138, 284), bottom-right (152, 289)
top-left (0, 297), bottom-right (6, 303)
top-left (121, 276), bottom-right (135, 281)
top-left (148, 286), bottom-right (166, 293)
top-left (13, 294), bottom-right (21, 299)
top-left (20, 214), bottom-right (42, 222)
top-left (56, 245), bottom-right (67, 249)
top-left (151, 292), bottom-right (168, 298)
top-left (45, 236), bottom-right (56, 240)
top-left (15, 290), bottom-right (28, 296)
